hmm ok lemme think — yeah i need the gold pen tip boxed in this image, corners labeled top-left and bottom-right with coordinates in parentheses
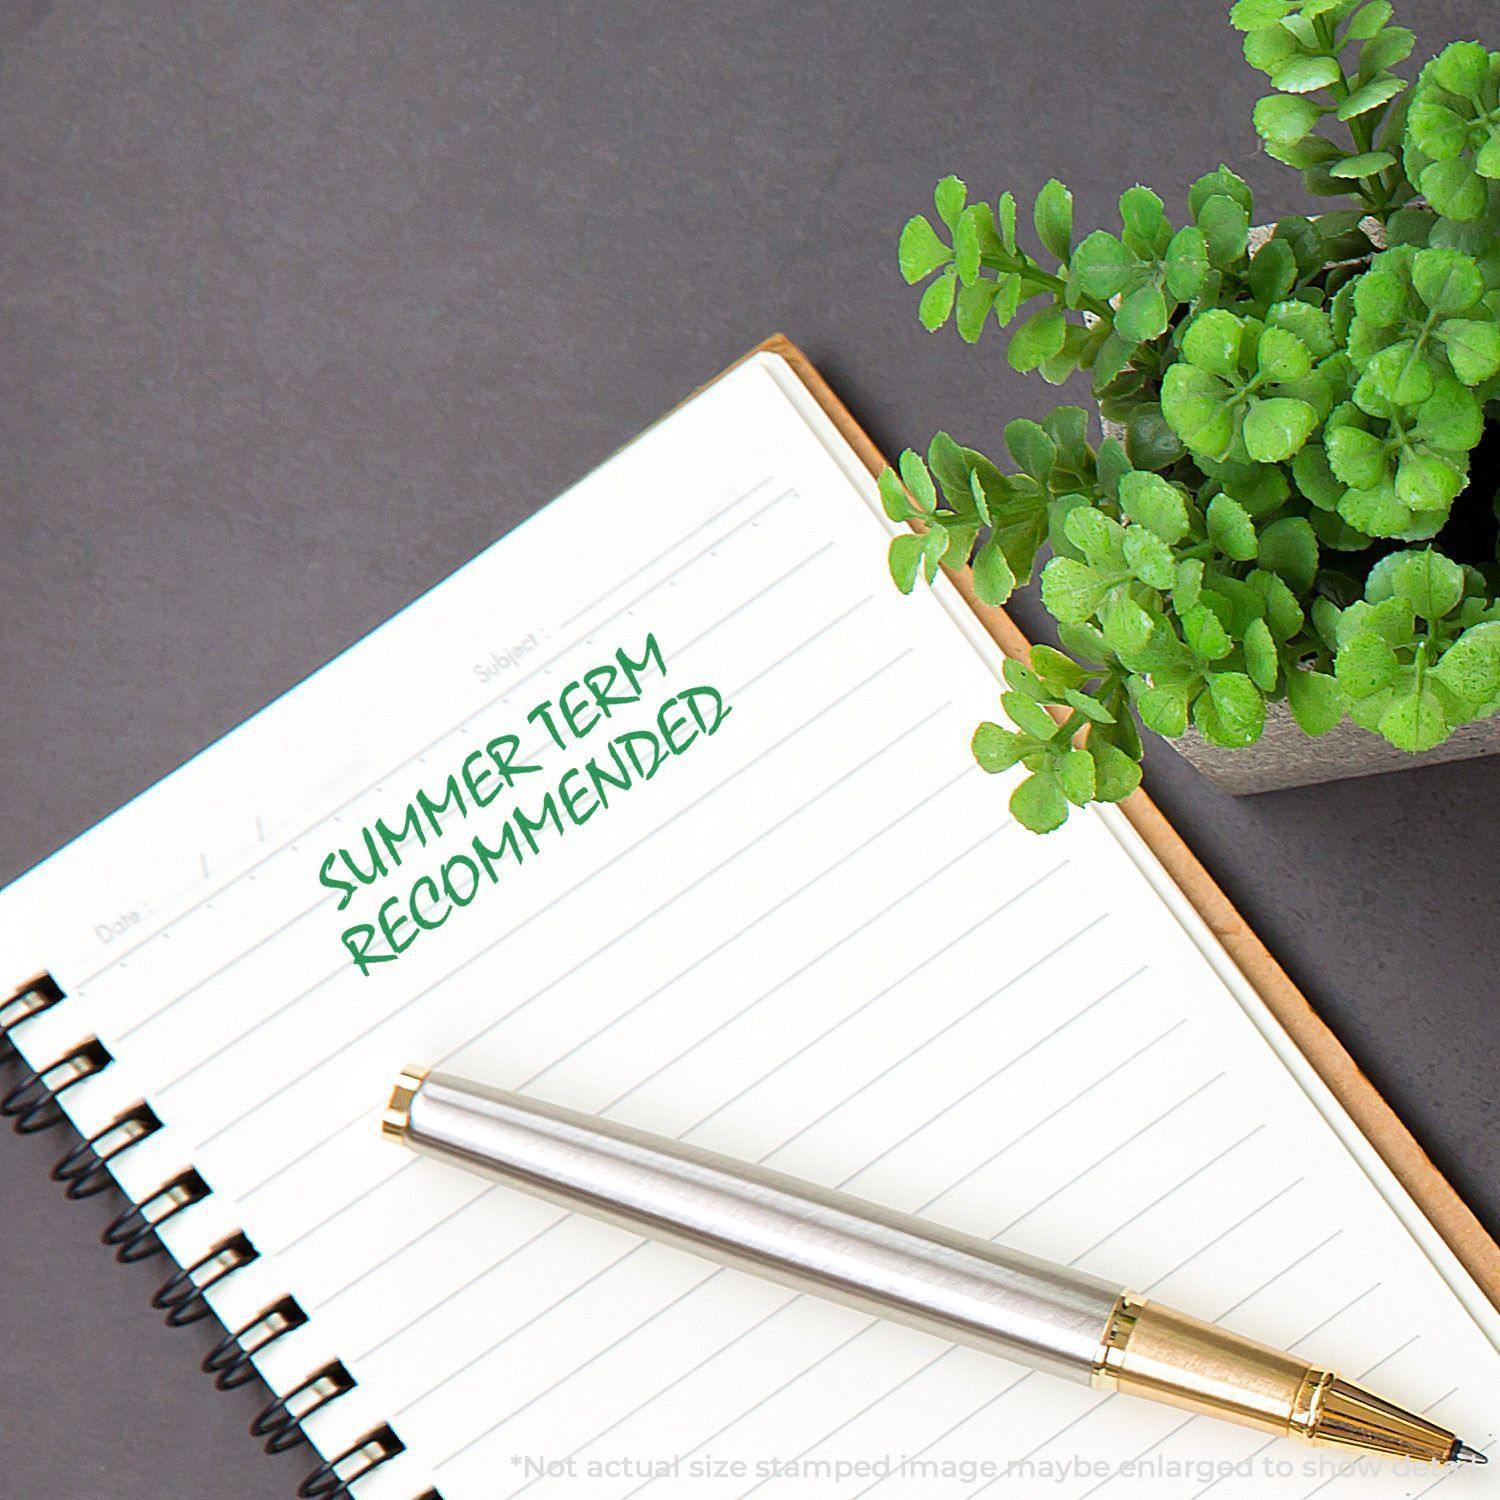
top-left (1451, 1442), bottom-right (1488, 1465)
top-left (382, 1065), bottom-right (429, 1142)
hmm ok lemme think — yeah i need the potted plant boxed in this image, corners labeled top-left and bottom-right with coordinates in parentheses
top-left (884, 0), bottom-right (1500, 829)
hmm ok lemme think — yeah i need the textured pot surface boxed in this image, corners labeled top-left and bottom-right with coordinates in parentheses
top-left (1168, 701), bottom-right (1500, 795)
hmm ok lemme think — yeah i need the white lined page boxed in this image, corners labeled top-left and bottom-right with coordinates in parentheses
top-left (0, 351), bottom-right (1494, 1500)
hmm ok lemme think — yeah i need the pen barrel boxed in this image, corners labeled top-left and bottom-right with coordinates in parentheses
top-left (389, 1069), bottom-right (1121, 1383)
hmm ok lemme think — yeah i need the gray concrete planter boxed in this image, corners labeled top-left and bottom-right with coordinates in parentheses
top-left (1167, 701), bottom-right (1500, 795)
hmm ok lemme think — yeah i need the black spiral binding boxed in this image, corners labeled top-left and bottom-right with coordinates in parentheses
top-left (1, 974), bottom-right (436, 1500)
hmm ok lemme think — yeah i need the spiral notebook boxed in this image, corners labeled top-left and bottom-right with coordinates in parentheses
top-left (2, 339), bottom-right (1496, 1500)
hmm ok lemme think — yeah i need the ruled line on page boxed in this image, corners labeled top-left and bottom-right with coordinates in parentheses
top-left (272, 735), bottom-right (977, 1261)
top-left (505, 707), bottom-right (962, 1095)
top-left (579, 1038), bottom-right (1207, 1498)
top-left (465, 948), bottom-right (1140, 1487)
top-left (74, 479), bottom-right (792, 990)
top-left (332, 812), bottom-right (1022, 1343)
top-left (233, 679), bottom-right (948, 1210)
top-left (610, 1080), bottom-right (1288, 1500)
top-left (602, 913), bottom-right (1111, 1144)
top-left (204, 608), bottom-right (909, 1170)
top-left (556, 477), bottom-right (778, 630)
top-left (435, 972), bottom-right (1182, 1488)
top-left (431, 1021), bottom-right (1153, 1478)
top-left (752, 1132), bottom-right (1283, 1499)
top-left (105, 533), bottom-right (843, 1050)
top-left (155, 578), bottom-right (881, 1115)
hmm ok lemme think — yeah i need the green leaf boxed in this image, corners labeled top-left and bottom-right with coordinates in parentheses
top-left (1335, 632), bottom-right (1400, 697)
top-left (954, 279), bottom-right (997, 342)
top-left (1034, 178), bottom-right (1074, 261)
top-left (1345, 2), bottom-right (1392, 41)
top-left (926, 431), bottom-right (969, 497)
top-left (899, 216), bottom-right (952, 284)
top-left (1230, 0), bottom-right (1292, 29)
top-left (888, 533), bottom-right (924, 593)
top-left (1336, 74), bottom-right (1405, 118)
top-left (1030, 644), bottom-right (1090, 690)
top-left (1188, 165), bottom-right (1255, 219)
top-left (1415, 378), bottom-right (1483, 451)
top-left (1329, 150), bottom-right (1398, 178)
top-left (1419, 158), bottom-right (1487, 221)
top-left (1247, 239), bottom-right (1297, 303)
top-left (997, 191), bottom-right (1017, 251)
top-left (918, 268), bottom-right (958, 330)
top-left (899, 449), bottom-right (937, 513)
top-left (1004, 657), bottom-right (1048, 700)
top-left (1010, 770), bottom-right (1070, 833)
top-left (1058, 747), bottom-right (1096, 806)
top-left (1089, 738), bottom-right (1143, 801)
top-left (1436, 319), bottom-right (1500, 385)
top-left (1249, 568), bottom-right (1305, 639)
top-left (1004, 418), bottom-right (1057, 482)
top-left (877, 468), bottom-right (914, 522)
top-left (1411, 248), bottom-right (1484, 315)
top-left (1243, 396), bottom-right (1318, 462)
top-left (1183, 309), bottom-right (1244, 379)
top-left (1326, 424), bottom-right (1387, 488)
top-left (1123, 524), bottom-right (1177, 588)
top-left (1256, 515), bottom-right (1320, 593)
top-left (923, 524), bottom-right (951, 583)
top-left (1207, 492), bottom-right (1259, 561)
top-left (1430, 39), bottom-right (1490, 95)
top-left (1244, 618), bottom-right (1279, 692)
top-left (1070, 230), bottom-right (1133, 298)
top-left (1137, 682), bottom-right (1190, 737)
top-left (1183, 602), bottom-right (1233, 661)
top-left (1116, 282), bottom-right (1169, 343)
top-left (1379, 548), bottom-right (1465, 620)
top-left (1008, 306), bottom-right (1068, 372)
top-left (1254, 93), bottom-right (1323, 144)
top-left (1285, 666), bottom-right (1344, 734)
top-left (1359, 24), bottom-right (1414, 75)
top-left (1396, 450), bottom-right (1464, 513)
top-left (1174, 558), bottom-right (1205, 613)
top-left (1353, 266), bottom-right (1407, 326)
top-left (933, 175), bottom-right (967, 231)
top-left (1206, 672), bottom-right (1267, 745)
top-left (1164, 226), bottom-right (1209, 299)
top-left (1256, 326), bottom-right (1313, 382)
top-left (1124, 404), bottom-right (1186, 472)
top-left (1199, 194), bottom-right (1250, 268)
top-left (1118, 470), bottom-right (1190, 543)
top-left (1161, 363), bottom-right (1236, 458)
top-left (1004, 689), bottom-right (1059, 741)
top-left (1271, 55), bottom-right (1342, 94)
top-left (1057, 621), bottom-right (1111, 666)
top-left (971, 536), bottom-right (1018, 605)
top-left (1100, 591), bottom-right (1156, 660)
top-left (1119, 186), bottom-right (1167, 255)
top-left (972, 720), bottom-right (1025, 772)
top-left (1379, 682), bottom-right (1450, 751)
top-left (1432, 622), bottom-right (1500, 710)
top-left (1040, 556), bottom-right (1110, 622)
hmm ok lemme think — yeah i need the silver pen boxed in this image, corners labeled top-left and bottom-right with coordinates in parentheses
top-left (384, 1067), bottom-right (1484, 1467)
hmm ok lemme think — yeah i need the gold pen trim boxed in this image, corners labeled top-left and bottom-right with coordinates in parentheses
top-left (1091, 1292), bottom-right (1457, 1462)
top-left (381, 1065), bottom-right (428, 1143)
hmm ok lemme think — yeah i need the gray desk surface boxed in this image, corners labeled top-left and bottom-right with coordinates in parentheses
top-left (1, 4), bottom-right (1494, 1496)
